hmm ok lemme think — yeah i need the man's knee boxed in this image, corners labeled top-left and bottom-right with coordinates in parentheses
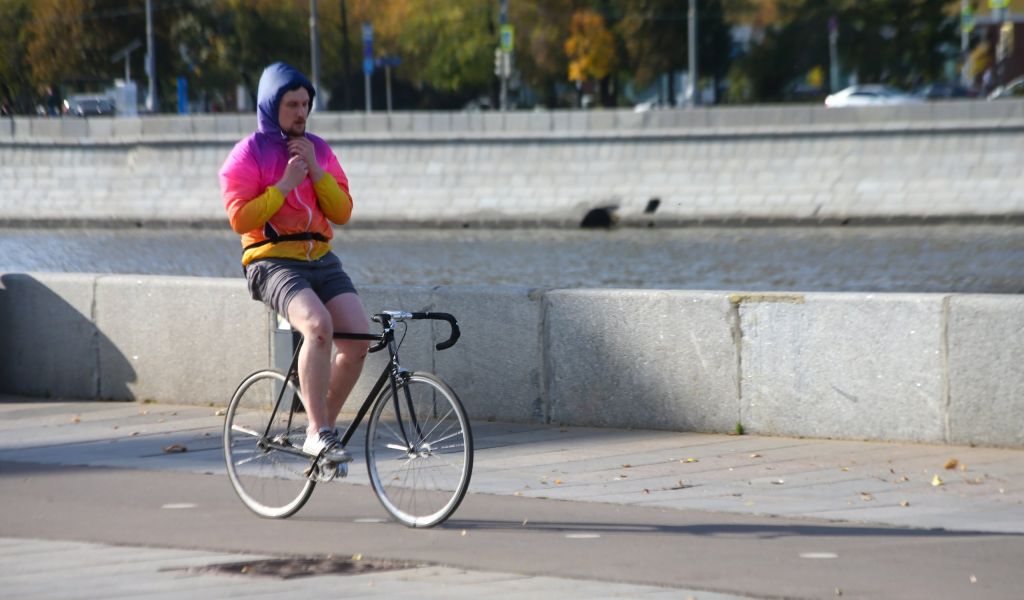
top-left (336, 340), bottom-right (370, 364)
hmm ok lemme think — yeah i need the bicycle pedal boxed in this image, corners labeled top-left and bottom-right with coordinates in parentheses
top-left (315, 458), bottom-right (348, 482)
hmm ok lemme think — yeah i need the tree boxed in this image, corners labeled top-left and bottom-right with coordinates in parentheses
top-left (0, 0), bottom-right (33, 113)
top-left (615, 0), bottom-right (734, 105)
top-left (565, 8), bottom-right (617, 105)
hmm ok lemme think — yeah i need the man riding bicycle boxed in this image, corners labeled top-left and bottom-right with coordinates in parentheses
top-left (218, 62), bottom-right (369, 464)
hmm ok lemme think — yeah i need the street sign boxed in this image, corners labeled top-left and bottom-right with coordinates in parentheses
top-left (362, 23), bottom-right (374, 75)
top-left (989, 0), bottom-right (1009, 9)
top-left (500, 24), bottom-right (514, 53)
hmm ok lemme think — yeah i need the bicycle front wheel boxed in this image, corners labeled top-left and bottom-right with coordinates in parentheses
top-left (224, 369), bottom-right (315, 519)
top-left (366, 372), bottom-right (473, 528)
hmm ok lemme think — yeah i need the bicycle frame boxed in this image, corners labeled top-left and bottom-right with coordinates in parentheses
top-left (258, 312), bottom-right (456, 459)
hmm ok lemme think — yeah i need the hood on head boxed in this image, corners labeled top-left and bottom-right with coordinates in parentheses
top-left (256, 62), bottom-right (316, 135)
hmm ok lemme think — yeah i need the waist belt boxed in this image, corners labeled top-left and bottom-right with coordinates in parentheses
top-left (244, 232), bottom-right (328, 251)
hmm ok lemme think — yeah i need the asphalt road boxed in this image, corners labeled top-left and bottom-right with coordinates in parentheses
top-left (2, 460), bottom-right (1020, 600)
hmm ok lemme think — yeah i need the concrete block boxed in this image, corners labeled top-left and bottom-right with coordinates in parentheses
top-left (947, 295), bottom-right (1024, 447)
top-left (481, 112), bottom-right (505, 132)
top-left (30, 119), bottom-right (61, 138)
top-left (0, 273), bottom-right (101, 399)
top-left (338, 114), bottom-right (366, 133)
top-left (11, 117), bottom-right (32, 139)
top-left (586, 111), bottom-right (615, 131)
top-left (94, 276), bottom-right (267, 404)
top-left (545, 290), bottom-right (740, 431)
top-left (740, 293), bottom-right (946, 443)
top-left (0, 117), bottom-right (11, 138)
top-left (431, 286), bottom-right (544, 423)
top-left (212, 114), bottom-right (248, 136)
top-left (111, 118), bottom-right (142, 138)
top-left (390, 112), bottom-right (416, 132)
top-left (141, 116), bottom-right (192, 136)
top-left (85, 118), bottom-right (113, 138)
top-left (364, 114), bottom-right (390, 132)
top-left (428, 112), bottom-right (452, 132)
top-left (525, 111), bottom-right (553, 132)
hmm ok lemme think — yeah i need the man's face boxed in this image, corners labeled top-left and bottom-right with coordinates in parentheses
top-left (278, 87), bottom-right (310, 137)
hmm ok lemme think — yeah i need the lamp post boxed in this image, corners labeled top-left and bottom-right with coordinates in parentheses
top-left (145, 0), bottom-right (157, 112)
top-left (686, 0), bottom-right (698, 107)
top-left (310, 0), bottom-right (322, 110)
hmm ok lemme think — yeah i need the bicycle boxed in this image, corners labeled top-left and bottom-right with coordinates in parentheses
top-left (223, 311), bottom-right (473, 528)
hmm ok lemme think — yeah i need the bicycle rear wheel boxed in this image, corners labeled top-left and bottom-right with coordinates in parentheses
top-left (223, 369), bottom-right (315, 518)
top-left (366, 372), bottom-right (473, 528)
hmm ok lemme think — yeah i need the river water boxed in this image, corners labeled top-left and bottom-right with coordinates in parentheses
top-left (0, 225), bottom-right (1021, 293)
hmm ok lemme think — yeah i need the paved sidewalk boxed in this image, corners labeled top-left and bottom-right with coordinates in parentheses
top-left (1, 397), bottom-right (1022, 534)
top-left (2, 537), bottom-right (743, 600)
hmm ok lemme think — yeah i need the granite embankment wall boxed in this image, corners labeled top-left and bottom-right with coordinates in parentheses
top-left (2, 273), bottom-right (1021, 448)
top-left (1, 101), bottom-right (1024, 226)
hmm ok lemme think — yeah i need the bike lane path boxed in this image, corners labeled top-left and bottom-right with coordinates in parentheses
top-left (1, 398), bottom-right (1023, 599)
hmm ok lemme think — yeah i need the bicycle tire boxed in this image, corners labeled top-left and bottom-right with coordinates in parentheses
top-left (365, 372), bottom-right (473, 528)
top-left (223, 369), bottom-right (316, 518)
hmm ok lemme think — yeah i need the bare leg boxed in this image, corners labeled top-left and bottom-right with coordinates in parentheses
top-left (325, 293), bottom-right (370, 428)
top-left (283, 289), bottom-right (334, 436)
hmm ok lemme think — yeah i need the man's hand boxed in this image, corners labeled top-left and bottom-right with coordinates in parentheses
top-left (287, 137), bottom-right (324, 183)
top-left (275, 155), bottom-right (309, 196)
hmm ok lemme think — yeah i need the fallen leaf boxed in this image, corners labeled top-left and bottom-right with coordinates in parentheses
top-left (352, 553), bottom-right (362, 561)
top-left (944, 458), bottom-right (959, 470)
top-left (749, 453), bottom-right (762, 458)
top-left (214, 408), bottom-right (227, 416)
top-left (514, 491), bottom-right (522, 496)
top-left (899, 500), bottom-right (910, 507)
top-left (622, 464), bottom-right (632, 468)
top-left (965, 477), bottom-right (985, 485)
top-left (163, 444), bottom-right (187, 453)
top-left (931, 474), bottom-right (944, 486)
top-left (129, 431), bottom-right (140, 437)
top-left (835, 588), bottom-right (843, 597)
top-left (860, 492), bottom-right (875, 501)
top-left (554, 479), bottom-right (563, 485)
top-left (643, 488), bottom-right (650, 494)
top-left (771, 479), bottom-right (785, 485)
top-left (969, 575), bottom-right (977, 584)
top-left (959, 463), bottom-right (968, 472)
top-left (897, 476), bottom-right (910, 483)
top-left (840, 467), bottom-right (849, 472)
top-left (683, 458), bottom-right (699, 463)
top-left (460, 530), bottom-right (467, 536)
top-left (522, 519), bottom-right (528, 526)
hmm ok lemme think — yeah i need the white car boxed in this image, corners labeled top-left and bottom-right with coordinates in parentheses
top-left (824, 85), bottom-right (923, 108)
top-left (987, 76), bottom-right (1024, 100)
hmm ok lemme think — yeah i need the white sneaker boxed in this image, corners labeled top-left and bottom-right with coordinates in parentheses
top-left (302, 429), bottom-right (352, 463)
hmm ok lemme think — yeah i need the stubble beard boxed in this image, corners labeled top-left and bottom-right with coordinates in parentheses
top-left (283, 121), bottom-right (306, 137)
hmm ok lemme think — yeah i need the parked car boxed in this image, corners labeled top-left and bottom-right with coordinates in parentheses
top-left (63, 95), bottom-right (116, 117)
top-left (914, 82), bottom-right (977, 100)
top-left (824, 84), bottom-right (923, 108)
top-left (987, 76), bottom-right (1024, 100)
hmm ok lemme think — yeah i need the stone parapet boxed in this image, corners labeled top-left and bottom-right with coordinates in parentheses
top-left (2, 273), bottom-right (1020, 448)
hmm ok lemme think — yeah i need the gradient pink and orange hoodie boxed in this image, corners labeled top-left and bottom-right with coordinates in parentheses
top-left (219, 62), bottom-right (352, 266)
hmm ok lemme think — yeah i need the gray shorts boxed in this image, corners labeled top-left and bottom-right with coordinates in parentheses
top-left (245, 253), bottom-right (357, 321)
